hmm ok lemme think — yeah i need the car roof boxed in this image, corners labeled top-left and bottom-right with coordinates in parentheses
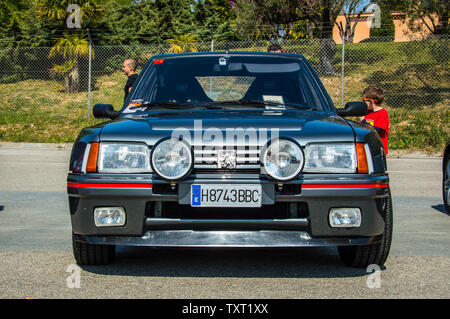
top-left (149, 51), bottom-right (306, 61)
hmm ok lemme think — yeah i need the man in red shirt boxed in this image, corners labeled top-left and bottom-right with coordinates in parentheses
top-left (359, 86), bottom-right (389, 154)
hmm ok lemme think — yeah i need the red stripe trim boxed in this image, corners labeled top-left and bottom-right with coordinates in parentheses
top-left (67, 183), bottom-right (152, 189)
top-left (68, 183), bottom-right (387, 190)
top-left (302, 183), bottom-right (389, 189)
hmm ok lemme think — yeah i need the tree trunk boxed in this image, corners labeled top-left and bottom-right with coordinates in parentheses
top-left (69, 59), bottom-right (80, 93)
top-left (64, 74), bottom-right (70, 93)
top-left (346, 19), bottom-right (354, 44)
top-left (306, 21), bottom-right (314, 44)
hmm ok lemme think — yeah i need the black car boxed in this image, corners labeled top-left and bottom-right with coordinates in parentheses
top-left (443, 142), bottom-right (450, 213)
top-left (67, 52), bottom-right (392, 268)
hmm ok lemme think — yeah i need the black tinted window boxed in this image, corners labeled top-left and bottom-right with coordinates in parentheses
top-left (127, 55), bottom-right (326, 111)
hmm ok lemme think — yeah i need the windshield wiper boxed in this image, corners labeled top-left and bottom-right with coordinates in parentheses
top-left (203, 100), bottom-right (317, 110)
top-left (202, 100), bottom-right (278, 108)
top-left (128, 101), bottom-right (192, 110)
top-left (127, 100), bottom-right (319, 111)
top-left (241, 100), bottom-right (320, 110)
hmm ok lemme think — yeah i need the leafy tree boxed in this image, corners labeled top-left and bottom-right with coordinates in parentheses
top-left (406, 0), bottom-right (449, 35)
top-left (232, 0), bottom-right (312, 40)
top-left (0, 0), bottom-right (38, 46)
top-left (379, 0), bottom-right (449, 35)
top-left (37, 0), bottom-right (105, 24)
top-left (101, 0), bottom-right (197, 43)
top-left (97, 0), bottom-right (160, 44)
top-left (336, 0), bottom-right (373, 43)
top-left (193, 0), bottom-right (214, 40)
top-left (49, 33), bottom-right (90, 92)
top-left (232, 0), bottom-right (346, 75)
top-left (192, 0), bottom-right (238, 41)
top-left (209, 0), bottom-right (239, 41)
top-left (153, 0), bottom-right (196, 40)
top-left (370, 1), bottom-right (395, 39)
top-left (36, 0), bottom-right (106, 92)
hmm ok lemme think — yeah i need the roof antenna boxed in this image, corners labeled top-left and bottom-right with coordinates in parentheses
top-left (225, 41), bottom-right (229, 54)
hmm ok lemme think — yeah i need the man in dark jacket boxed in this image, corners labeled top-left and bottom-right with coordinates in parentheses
top-left (122, 59), bottom-right (138, 101)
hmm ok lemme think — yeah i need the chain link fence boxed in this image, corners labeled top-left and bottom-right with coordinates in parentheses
top-left (0, 35), bottom-right (448, 144)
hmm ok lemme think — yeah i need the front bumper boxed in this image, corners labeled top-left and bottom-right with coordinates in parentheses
top-left (68, 172), bottom-right (389, 246)
top-left (75, 230), bottom-right (376, 247)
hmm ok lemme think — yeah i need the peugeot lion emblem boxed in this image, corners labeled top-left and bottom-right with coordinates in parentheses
top-left (217, 150), bottom-right (237, 169)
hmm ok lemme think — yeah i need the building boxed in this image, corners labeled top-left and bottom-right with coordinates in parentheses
top-left (332, 12), bottom-right (439, 43)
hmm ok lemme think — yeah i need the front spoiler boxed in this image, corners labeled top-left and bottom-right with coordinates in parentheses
top-left (76, 230), bottom-right (377, 248)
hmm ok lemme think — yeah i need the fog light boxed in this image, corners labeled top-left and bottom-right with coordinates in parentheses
top-left (94, 207), bottom-right (126, 227)
top-left (329, 208), bottom-right (361, 228)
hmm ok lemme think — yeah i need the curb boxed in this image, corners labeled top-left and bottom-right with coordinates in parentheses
top-left (0, 142), bottom-right (72, 150)
top-left (387, 150), bottom-right (442, 159)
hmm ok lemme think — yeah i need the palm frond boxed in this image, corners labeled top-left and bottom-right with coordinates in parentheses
top-left (51, 59), bottom-right (76, 75)
top-left (168, 43), bottom-right (183, 53)
top-left (48, 34), bottom-right (90, 59)
top-left (168, 33), bottom-right (198, 53)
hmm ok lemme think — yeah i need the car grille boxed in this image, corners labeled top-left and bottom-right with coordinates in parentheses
top-left (193, 145), bottom-right (261, 171)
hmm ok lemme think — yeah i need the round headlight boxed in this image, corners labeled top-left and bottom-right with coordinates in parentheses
top-left (151, 139), bottom-right (192, 180)
top-left (262, 139), bottom-right (304, 181)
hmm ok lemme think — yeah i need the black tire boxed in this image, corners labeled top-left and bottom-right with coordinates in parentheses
top-left (443, 154), bottom-right (449, 214)
top-left (72, 233), bottom-right (115, 265)
top-left (338, 188), bottom-right (393, 268)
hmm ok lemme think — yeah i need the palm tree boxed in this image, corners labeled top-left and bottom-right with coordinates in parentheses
top-left (168, 33), bottom-right (198, 53)
top-left (49, 33), bottom-right (91, 92)
top-left (37, 0), bottom-right (105, 92)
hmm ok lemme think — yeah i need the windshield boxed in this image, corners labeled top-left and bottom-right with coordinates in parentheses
top-left (123, 55), bottom-right (327, 113)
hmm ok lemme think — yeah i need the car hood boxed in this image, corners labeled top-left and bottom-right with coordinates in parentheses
top-left (98, 109), bottom-right (355, 145)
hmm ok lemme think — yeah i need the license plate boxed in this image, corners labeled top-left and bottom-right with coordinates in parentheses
top-left (191, 184), bottom-right (262, 207)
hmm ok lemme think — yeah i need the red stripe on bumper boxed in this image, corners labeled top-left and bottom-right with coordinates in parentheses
top-left (67, 183), bottom-right (387, 190)
top-left (302, 183), bottom-right (389, 189)
top-left (67, 183), bottom-right (152, 189)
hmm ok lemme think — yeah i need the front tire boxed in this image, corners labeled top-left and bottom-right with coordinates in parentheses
top-left (338, 188), bottom-right (393, 268)
top-left (72, 233), bottom-right (115, 265)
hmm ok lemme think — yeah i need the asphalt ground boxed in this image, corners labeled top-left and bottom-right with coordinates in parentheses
top-left (0, 142), bottom-right (448, 300)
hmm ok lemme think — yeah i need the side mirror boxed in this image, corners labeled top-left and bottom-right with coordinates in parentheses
top-left (93, 104), bottom-right (120, 119)
top-left (337, 101), bottom-right (368, 117)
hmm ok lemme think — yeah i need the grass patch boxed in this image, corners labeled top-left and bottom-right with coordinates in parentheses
top-left (0, 75), bottom-right (124, 143)
top-left (388, 106), bottom-right (449, 152)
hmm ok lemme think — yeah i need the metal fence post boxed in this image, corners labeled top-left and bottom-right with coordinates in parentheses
top-left (209, 25), bottom-right (214, 97)
top-left (210, 25), bottom-right (214, 52)
top-left (341, 34), bottom-right (345, 108)
top-left (87, 29), bottom-right (92, 120)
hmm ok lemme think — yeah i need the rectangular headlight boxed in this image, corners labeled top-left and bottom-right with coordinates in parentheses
top-left (303, 143), bottom-right (356, 173)
top-left (98, 143), bottom-right (151, 173)
top-left (329, 208), bottom-right (361, 228)
top-left (94, 207), bottom-right (126, 227)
